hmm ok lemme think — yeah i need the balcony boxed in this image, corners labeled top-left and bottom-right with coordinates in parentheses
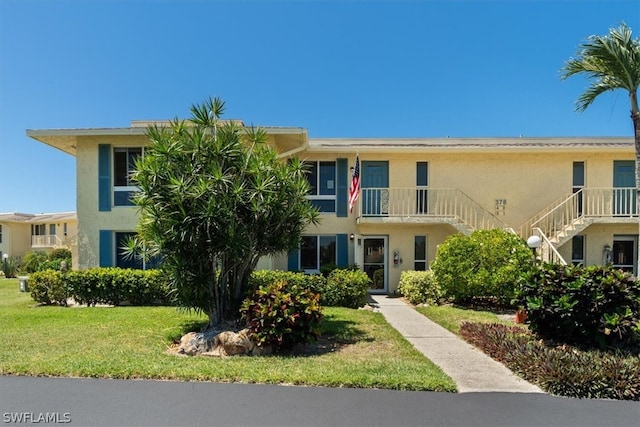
top-left (31, 234), bottom-right (64, 249)
top-left (357, 188), bottom-right (506, 233)
top-left (519, 188), bottom-right (638, 247)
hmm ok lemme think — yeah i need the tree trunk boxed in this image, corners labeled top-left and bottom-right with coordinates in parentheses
top-left (632, 98), bottom-right (640, 276)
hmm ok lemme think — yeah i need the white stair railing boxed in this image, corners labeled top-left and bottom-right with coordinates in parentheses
top-left (359, 187), bottom-right (507, 231)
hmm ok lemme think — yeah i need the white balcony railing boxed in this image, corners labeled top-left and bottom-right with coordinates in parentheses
top-left (519, 188), bottom-right (638, 240)
top-left (31, 235), bottom-right (64, 248)
top-left (359, 187), bottom-right (507, 231)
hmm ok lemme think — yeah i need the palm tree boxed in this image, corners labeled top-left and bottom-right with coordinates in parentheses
top-left (561, 23), bottom-right (640, 271)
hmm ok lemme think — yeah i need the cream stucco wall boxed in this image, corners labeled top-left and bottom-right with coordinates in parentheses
top-left (295, 147), bottom-right (637, 293)
top-left (67, 131), bottom-right (638, 291)
top-left (0, 222), bottom-right (31, 259)
top-left (76, 135), bottom-right (147, 269)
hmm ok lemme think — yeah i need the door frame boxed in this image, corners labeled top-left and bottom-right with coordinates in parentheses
top-left (613, 160), bottom-right (636, 216)
top-left (361, 161), bottom-right (389, 216)
top-left (612, 235), bottom-right (637, 276)
top-left (359, 235), bottom-right (388, 294)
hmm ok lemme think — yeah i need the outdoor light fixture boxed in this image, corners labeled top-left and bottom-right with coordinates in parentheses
top-left (526, 235), bottom-right (542, 249)
top-left (527, 235), bottom-right (541, 263)
top-left (349, 233), bottom-right (355, 241)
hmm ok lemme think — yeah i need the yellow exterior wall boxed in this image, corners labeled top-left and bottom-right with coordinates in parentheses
top-left (76, 135), bottom-right (146, 269)
top-left (294, 148), bottom-right (637, 293)
top-left (0, 218), bottom-right (77, 265)
top-left (64, 131), bottom-right (637, 294)
top-left (0, 222), bottom-right (31, 259)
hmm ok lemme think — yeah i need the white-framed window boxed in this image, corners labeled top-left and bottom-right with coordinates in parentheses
top-left (305, 161), bottom-right (336, 212)
top-left (414, 235), bottom-right (427, 270)
top-left (113, 147), bottom-right (143, 206)
top-left (300, 235), bottom-right (336, 273)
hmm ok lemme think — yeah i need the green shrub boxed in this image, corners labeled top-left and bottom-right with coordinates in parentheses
top-left (49, 248), bottom-right (72, 260)
top-left (431, 229), bottom-right (534, 305)
top-left (240, 279), bottom-right (323, 352)
top-left (398, 270), bottom-right (442, 305)
top-left (516, 263), bottom-right (640, 349)
top-left (248, 270), bottom-right (324, 295)
top-left (30, 270), bottom-right (68, 305)
top-left (21, 251), bottom-right (49, 273)
top-left (65, 269), bottom-right (102, 306)
top-left (21, 250), bottom-right (71, 274)
top-left (1, 256), bottom-right (18, 278)
top-left (460, 322), bottom-right (640, 400)
top-left (321, 269), bottom-right (370, 308)
top-left (37, 268), bottom-right (173, 307)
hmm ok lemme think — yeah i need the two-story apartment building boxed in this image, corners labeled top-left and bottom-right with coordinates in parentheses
top-left (0, 212), bottom-right (77, 263)
top-left (27, 121), bottom-right (637, 294)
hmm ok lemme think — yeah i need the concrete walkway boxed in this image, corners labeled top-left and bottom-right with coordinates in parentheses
top-left (369, 295), bottom-right (544, 394)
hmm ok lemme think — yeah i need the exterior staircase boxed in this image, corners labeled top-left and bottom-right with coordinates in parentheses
top-left (519, 188), bottom-right (639, 264)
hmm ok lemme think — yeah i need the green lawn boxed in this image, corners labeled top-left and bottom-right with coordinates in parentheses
top-left (0, 279), bottom-right (456, 392)
top-left (415, 304), bottom-right (512, 335)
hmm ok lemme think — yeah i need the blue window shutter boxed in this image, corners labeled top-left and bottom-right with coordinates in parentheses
top-left (288, 249), bottom-right (299, 272)
top-left (99, 230), bottom-right (113, 267)
top-left (337, 233), bottom-right (348, 267)
top-left (98, 144), bottom-right (112, 211)
top-left (336, 158), bottom-right (348, 217)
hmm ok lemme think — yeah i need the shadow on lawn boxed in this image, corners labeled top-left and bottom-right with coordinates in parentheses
top-left (168, 312), bottom-right (372, 357)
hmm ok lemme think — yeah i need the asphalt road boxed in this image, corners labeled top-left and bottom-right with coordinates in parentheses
top-left (1, 376), bottom-right (638, 427)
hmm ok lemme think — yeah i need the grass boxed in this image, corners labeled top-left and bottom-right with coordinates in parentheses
top-left (0, 279), bottom-right (456, 392)
top-left (415, 304), bottom-right (512, 334)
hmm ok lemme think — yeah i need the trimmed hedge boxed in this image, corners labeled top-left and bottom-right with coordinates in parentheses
top-left (249, 269), bottom-right (370, 309)
top-left (29, 270), bottom-right (68, 306)
top-left (30, 268), bottom-right (173, 306)
top-left (322, 269), bottom-right (370, 308)
top-left (398, 270), bottom-right (442, 305)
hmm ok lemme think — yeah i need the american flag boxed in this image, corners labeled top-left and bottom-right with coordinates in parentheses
top-left (348, 155), bottom-right (360, 213)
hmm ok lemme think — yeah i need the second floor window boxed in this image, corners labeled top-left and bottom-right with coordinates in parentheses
top-left (114, 147), bottom-right (143, 206)
top-left (32, 224), bottom-right (46, 236)
top-left (306, 161), bottom-right (336, 213)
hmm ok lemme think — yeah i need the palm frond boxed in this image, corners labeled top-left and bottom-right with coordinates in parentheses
top-left (562, 23), bottom-right (640, 112)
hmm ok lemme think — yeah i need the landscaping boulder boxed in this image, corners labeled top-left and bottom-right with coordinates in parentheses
top-left (176, 328), bottom-right (268, 357)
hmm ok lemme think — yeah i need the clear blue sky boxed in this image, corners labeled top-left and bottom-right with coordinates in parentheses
top-left (1, 0), bottom-right (639, 214)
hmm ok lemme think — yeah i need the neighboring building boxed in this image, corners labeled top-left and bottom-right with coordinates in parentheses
top-left (0, 212), bottom-right (78, 265)
top-left (27, 122), bottom-right (637, 294)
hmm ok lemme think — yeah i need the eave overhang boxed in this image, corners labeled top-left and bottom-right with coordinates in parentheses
top-left (26, 124), bottom-right (308, 157)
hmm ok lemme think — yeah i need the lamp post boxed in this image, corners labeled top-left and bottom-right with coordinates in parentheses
top-left (2, 253), bottom-right (8, 276)
top-left (527, 235), bottom-right (542, 263)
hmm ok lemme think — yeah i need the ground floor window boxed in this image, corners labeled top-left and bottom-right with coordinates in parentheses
top-left (571, 235), bottom-right (585, 266)
top-left (414, 235), bottom-right (427, 270)
top-left (300, 235), bottom-right (336, 272)
top-left (114, 232), bottom-right (160, 270)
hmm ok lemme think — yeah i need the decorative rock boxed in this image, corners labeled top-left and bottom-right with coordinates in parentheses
top-left (176, 328), bottom-right (268, 357)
